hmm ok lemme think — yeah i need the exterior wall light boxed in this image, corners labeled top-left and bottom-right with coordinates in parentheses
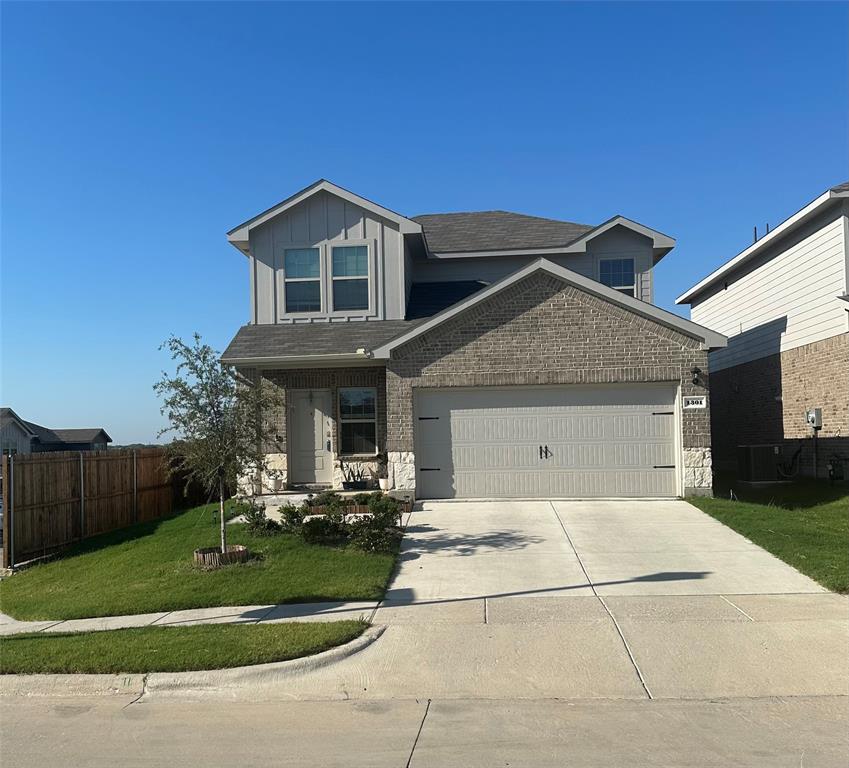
top-left (691, 366), bottom-right (702, 386)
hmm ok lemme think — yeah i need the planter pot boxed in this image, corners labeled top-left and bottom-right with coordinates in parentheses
top-left (378, 478), bottom-right (391, 491)
top-left (342, 481), bottom-right (368, 491)
top-left (193, 545), bottom-right (250, 569)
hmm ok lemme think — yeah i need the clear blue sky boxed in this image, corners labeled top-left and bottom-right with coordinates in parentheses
top-left (2, 2), bottom-right (846, 444)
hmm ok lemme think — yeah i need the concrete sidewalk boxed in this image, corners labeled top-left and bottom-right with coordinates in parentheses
top-left (0, 600), bottom-right (380, 636)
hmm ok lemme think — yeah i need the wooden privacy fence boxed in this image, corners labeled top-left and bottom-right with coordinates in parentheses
top-left (1, 448), bottom-right (173, 567)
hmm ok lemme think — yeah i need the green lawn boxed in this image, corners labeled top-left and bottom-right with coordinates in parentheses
top-left (0, 503), bottom-right (398, 621)
top-left (0, 621), bottom-right (366, 674)
top-left (688, 482), bottom-right (849, 593)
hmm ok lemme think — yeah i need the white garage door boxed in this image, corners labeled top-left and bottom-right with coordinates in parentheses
top-left (414, 385), bottom-right (678, 499)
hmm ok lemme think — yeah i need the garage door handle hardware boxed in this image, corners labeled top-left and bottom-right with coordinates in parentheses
top-left (539, 445), bottom-right (544, 459)
top-left (652, 411), bottom-right (674, 416)
top-left (418, 416), bottom-right (439, 420)
top-left (653, 465), bottom-right (675, 469)
top-left (539, 445), bottom-right (552, 459)
top-left (420, 467), bottom-right (440, 472)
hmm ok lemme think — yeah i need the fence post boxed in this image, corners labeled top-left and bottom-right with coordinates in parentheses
top-left (79, 452), bottom-right (85, 540)
top-left (133, 451), bottom-right (138, 523)
top-left (4, 454), bottom-right (13, 569)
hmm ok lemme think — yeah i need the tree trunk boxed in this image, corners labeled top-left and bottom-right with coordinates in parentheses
top-left (219, 476), bottom-right (227, 554)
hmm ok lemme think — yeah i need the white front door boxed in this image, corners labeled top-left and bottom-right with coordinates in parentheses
top-left (289, 390), bottom-right (333, 484)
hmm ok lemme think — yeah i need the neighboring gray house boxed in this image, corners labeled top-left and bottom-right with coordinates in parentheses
top-left (223, 179), bottom-right (726, 499)
top-left (0, 408), bottom-right (112, 454)
top-left (677, 182), bottom-right (849, 479)
top-left (0, 408), bottom-right (36, 456)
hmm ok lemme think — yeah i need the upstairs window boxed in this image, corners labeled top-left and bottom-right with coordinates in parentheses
top-left (284, 248), bottom-right (321, 313)
top-left (332, 245), bottom-right (369, 311)
top-left (599, 258), bottom-right (636, 297)
top-left (338, 387), bottom-right (377, 455)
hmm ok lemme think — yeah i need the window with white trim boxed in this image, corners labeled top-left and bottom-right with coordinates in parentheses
top-left (599, 258), bottom-right (636, 297)
top-left (331, 245), bottom-right (369, 311)
top-left (284, 248), bottom-right (322, 312)
top-left (338, 387), bottom-right (377, 455)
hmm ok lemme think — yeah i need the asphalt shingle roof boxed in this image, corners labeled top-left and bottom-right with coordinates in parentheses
top-left (222, 320), bottom-right (422, 362)
top-left (413, 210), bottom-right (594, 254)
top-left (830, 181), bottom-right (849, 194)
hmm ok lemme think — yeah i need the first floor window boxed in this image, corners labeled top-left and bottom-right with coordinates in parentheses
top-left (599, 258), bottom-right (636, 297)
top-left (339, 387), bottom-right (377, 454)
top-left (284, 248), bottom-right (321, 312)
top-left (332, 245), bottom-right (369, 311)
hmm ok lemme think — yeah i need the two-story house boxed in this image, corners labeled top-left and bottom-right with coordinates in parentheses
top-left (677, 182), bottom-right (849, 480)
top-left (223, 180), bottom-right (726, 499)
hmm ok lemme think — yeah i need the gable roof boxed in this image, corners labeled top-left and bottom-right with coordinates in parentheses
top-left (677, 181), bottom-right (849, 305)
top-left (412, 211), bottom-right (594, 254)
top-left (414, 212), bottom-right (676, 259)
top-left (0, 408), bottom-right (36, 436)
top-left (51, 429), bottom-right (112, 444)
top-left (22, 420), bottom-right (111, 446)
top-left (371, 258), bottom-right (727, 357)
top-left (226, 179), bottom-right (422, 254)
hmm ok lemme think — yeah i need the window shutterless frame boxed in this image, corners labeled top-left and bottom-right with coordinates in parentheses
top-left (337, 387), bottom-right (378, 456)
top-left (330, 243), bottom-right (371, 313)
top-left (598, 257), bottom-right (637, 298)
top-left (282, 246), bottom-right (323, 314)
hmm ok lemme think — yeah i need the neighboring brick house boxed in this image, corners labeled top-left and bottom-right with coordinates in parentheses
top-left (223, 180), bottom-right (726, 499)
top-left (677, 182), bottom-right (849, 480)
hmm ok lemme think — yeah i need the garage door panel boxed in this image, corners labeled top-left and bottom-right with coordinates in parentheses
top-left (611, 442), bottom-right (675, 467)
top-left (414, 386), bottom-right (678, 499)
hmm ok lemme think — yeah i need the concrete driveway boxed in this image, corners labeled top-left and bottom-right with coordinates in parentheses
top-left (385, 499), bottom-right (827, 601)
top-left (146, 498), bottom-right (847, 703)
top-left (4, 499), bottom-right (849, 767)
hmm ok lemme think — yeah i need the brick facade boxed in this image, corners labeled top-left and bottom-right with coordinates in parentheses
top-left (386, 272), bottom-right (713, 494)
top-left (710, 332), bottom-right (849, 478)
top-left (251, 272), bottom-right (717, 494)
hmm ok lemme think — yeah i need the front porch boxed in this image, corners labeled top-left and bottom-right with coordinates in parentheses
top-left (245, 366), bottom-right (392, 495)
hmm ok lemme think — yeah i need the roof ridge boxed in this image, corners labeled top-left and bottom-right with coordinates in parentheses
top-left (412, 209), bottom-right (593, 227)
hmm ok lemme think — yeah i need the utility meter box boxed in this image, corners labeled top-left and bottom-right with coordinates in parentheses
top-left (805, 408), bottom-right (823, 430)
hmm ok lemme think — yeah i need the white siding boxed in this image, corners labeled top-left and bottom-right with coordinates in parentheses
top-left (247, 190), bottom-right (406, 324)
top-left (691, 213), bottom-right (848, 372)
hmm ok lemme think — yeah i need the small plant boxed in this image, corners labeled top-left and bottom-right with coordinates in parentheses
top-left (302, 514), bottom-right (346, 544)
top-left (348, 517), bottom-right (401, 553)
top-left (279, 502), bottom-right (308, 531)
top-left (310, 490), bottom-right (344, 508)
top-left (238, 500), bottom-right (280, 537)
top-left (351, 491), bottom-right (374, 506)
top-left (367, 492), bottom-right (403, 527)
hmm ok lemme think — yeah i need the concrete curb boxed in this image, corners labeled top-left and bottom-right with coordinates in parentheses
top-left (0, 625), bottom-right (385, 699)
top-left (145, 624), bottom-right (385, 696)
top-left (0, 673), bottom-right (147, 698)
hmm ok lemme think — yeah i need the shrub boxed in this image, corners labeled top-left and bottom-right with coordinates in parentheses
top-left (348, 516), bottom-right (402, 553)
top-left (310, 490), bottom-right (344, 508)
top-left (367, 493), bottom-right (402, 527)
top-left (302, 514), bottom-right (346, 544)
top-left (238, 500), bottom-right (281, 537)
top-left (351, 491), bottom-right (375, 506)
top-left (278, 502), bottom-right (308, 531)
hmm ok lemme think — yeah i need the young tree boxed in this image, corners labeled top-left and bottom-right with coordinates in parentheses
top-left (154, 334), bottom-right (279, 554)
